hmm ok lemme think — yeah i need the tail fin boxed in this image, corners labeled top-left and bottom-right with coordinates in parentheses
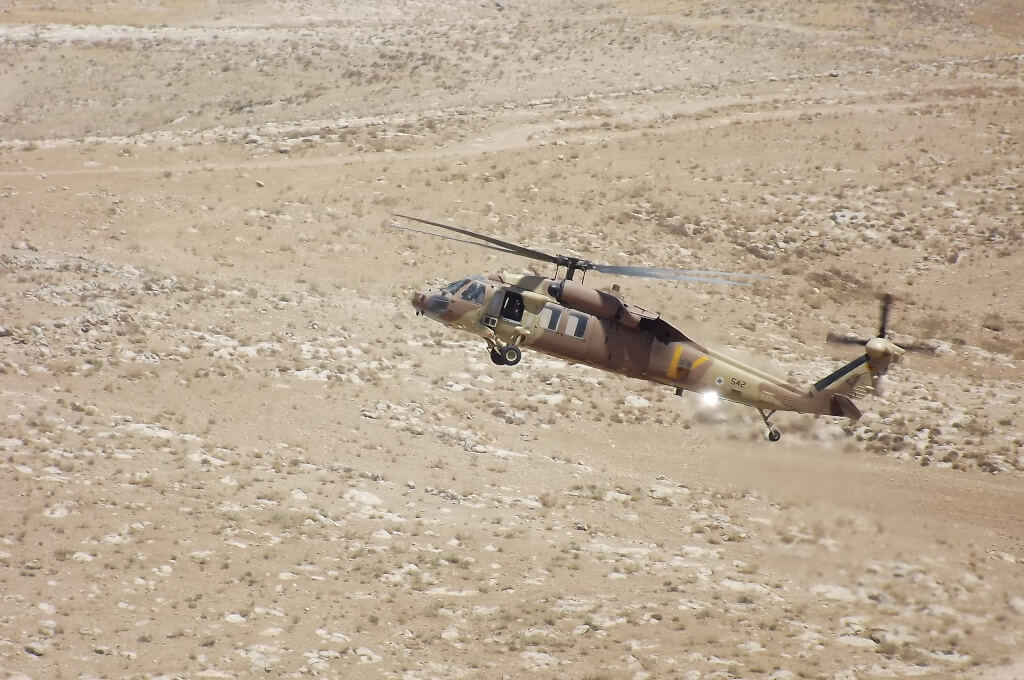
top-left (830, 393), bottom-right (862, 420)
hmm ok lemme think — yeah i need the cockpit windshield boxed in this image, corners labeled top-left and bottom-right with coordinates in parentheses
top-left (444, 278), bottom-right (470, 295)
top-left (460, 281), bottom-right (487, 304)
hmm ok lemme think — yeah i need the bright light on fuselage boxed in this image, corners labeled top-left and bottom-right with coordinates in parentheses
top-left (701, 391), bottom-right (720, 407)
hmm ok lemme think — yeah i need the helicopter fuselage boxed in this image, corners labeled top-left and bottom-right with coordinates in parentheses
top-left (410, 272), bottom-right (871, 432)
top-left (394, 214), bottom-right (911, 441)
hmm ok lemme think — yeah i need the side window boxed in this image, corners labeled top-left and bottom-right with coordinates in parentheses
top-left (538, 305), bottom-right (562, 331)
top-left (565, 313), bottom-right (588, 339)
top-left (460, 282), bottom-right (485, 304)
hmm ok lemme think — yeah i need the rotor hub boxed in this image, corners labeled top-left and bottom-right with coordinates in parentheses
top-left (865, 337), bottom-right (895, 359)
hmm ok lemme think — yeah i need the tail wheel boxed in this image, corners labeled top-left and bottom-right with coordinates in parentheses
top-left (759, 409), bottom-right (781, 442)
top-left (501, 345), bottom-right (522, 366)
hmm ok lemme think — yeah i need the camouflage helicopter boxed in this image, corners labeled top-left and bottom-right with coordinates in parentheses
top-left (392, 214), bottom-right (925, 441)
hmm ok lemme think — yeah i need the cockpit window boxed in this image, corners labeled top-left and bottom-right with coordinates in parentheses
top-left (460, 282), bottom-right (486, 304)
top-left (444, 279), bottom-right (470, 295)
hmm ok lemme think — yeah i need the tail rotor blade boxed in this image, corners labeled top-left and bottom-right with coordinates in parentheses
top-left (878, 293), bottom-right (894, 338)
top-left (828, 293), bottom-right (932, 354)
top-left (827, 332), bottom-right (869, 347)
top-left (896, 341), bottom-right (936, 354)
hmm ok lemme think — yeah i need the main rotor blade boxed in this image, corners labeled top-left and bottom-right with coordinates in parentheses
top-left (393, 214), bottom-right (559, 266)
top-left (601, 265), bottom-right (771, 280)
top-left (590, 263), bottom-right (752, 286)
top-left (389, 223), bottom-right (523, 257)
top-left (393, 213), bottom-right (768, 287)
top-left (592, 263), bottom-right (770, 284)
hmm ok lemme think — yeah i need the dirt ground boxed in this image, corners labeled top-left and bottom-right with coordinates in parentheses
top-left (1, 1), bottom-right (1023, 678)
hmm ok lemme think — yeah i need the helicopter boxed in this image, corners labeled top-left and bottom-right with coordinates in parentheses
top-left (391, 213), bottom-right (928, 441)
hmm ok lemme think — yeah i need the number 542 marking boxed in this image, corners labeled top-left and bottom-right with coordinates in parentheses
top-left (731, 378), bottom-right (747, 389)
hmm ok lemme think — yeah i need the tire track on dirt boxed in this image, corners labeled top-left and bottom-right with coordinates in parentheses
top-left (0, 83), bottom-right (1014, 179)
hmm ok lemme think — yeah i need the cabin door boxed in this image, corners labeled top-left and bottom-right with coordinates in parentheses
top-left (493, 291), bottom-right (537, 345)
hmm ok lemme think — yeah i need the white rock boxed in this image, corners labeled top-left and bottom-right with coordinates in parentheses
top-left (43, 502), bottom-right (73, 518)
top-left (344, 489), bottom-right (383, 506)
top-left (355, 647), bottom-right (381, 663)
top-left (811, 584), bottom-right (856, 602)
top-left (720, 578), bottom-right (768, 594)
top-left (838, 635), bottom-right (877, 648)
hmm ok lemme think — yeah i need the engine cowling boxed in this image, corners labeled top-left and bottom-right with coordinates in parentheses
top-left (547, 279), bottom-right (643, 328)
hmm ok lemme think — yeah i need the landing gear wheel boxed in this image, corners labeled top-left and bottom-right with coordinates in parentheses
top-left (489, 348), bottom-right (506, 365)
top-left (501, 344), bottom-right (522, 366)
top-left (767, 427), bottom-right (781, 442)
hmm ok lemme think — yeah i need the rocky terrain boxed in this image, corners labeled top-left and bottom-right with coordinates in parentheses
top-left (1, 0), bottom-right (1022, 678)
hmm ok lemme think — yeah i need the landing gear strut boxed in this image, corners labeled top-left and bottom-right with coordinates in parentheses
top-left (759, 409), bottom-right (781, 442)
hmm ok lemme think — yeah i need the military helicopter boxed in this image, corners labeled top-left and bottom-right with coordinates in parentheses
top-left (392, 213), bottom-right (927, 441)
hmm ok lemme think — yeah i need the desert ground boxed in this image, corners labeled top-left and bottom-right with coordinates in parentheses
top-left (1, 0), bottom-right (1023, 678)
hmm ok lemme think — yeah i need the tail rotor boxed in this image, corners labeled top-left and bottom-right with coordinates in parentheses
top-left (815, 293), bottom-right (931, 402)
top-left (826, 293), bottom-right (933, 354)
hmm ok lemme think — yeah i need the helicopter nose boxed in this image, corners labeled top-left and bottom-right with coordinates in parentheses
top-left (411, 291), bottom-right (428, 315)
top-left (411, 290), bottom-right (449, 316)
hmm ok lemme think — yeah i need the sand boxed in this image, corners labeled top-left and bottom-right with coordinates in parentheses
top-left (1, 1), bottom-right (1022, 678)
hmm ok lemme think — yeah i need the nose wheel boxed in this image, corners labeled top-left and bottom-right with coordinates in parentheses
top-left (500, 344), bottom-right (522, 366)
top-left (759, 409), bottom-right (781, 442)
top-left (489, 344), bottom-right (522, 366)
